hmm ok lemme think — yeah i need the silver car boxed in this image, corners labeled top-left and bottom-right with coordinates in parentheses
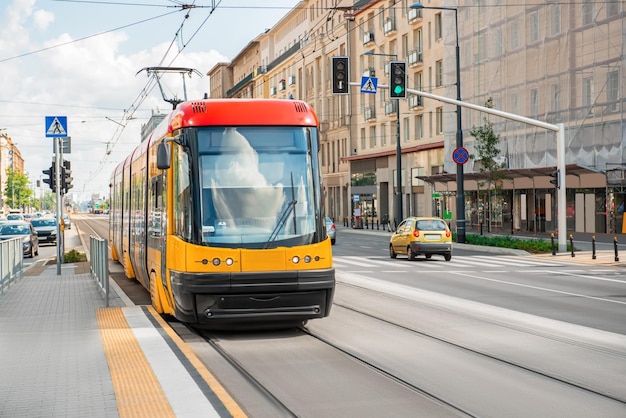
top-left (0, 221), bottom-right (39, 257)
top-left (325, 216), bottom-right (336, 245)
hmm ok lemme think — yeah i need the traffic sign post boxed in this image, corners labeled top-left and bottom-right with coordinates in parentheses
top-left (45, 115), bottom-right (67, 275)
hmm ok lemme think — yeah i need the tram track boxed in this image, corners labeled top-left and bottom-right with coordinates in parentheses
top-left (327, 300), bottom-right (626, 406)
top-left (169, 276), bottom-right (626, 417)
top-left (200, 329), bottom-right (300, 418)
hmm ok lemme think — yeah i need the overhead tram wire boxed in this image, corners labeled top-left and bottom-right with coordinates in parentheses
top-left (90, 1), bottom-right (219, 185)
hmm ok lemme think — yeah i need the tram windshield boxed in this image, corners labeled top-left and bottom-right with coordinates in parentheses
top-left (197, 126), bottom-right (318, 247)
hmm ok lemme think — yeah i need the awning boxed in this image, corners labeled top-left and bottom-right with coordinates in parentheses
top-left (416, 164), bottom-right (604, 187)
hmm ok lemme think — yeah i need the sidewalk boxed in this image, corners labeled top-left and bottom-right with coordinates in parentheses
top-left (0, 223), bottom-right (243, 418)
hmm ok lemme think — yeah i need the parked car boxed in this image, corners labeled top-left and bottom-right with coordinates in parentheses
top-left (63, 214), bottom-right (71, 229)
top-left (389, 216), bottom-right (452, 261)
top-left (325, 216), bottom-right (336, 245)
top-left (0, 221), bottom-right (39, 257)
top-left (30, 217), bottom-right (57, 244)
top-left (6, 213), bottom-right (24, 221)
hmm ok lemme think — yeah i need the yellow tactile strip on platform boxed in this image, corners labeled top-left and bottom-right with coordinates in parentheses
top-left (145, 306), bottom-right (247, 418)
top-left (97, 307), bottom-right (176, 418)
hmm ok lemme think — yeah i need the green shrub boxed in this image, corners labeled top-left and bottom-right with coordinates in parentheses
top-left (452, 233), bottom-right (571, 253)
top-left (64, 249), bottom-right (87, 263)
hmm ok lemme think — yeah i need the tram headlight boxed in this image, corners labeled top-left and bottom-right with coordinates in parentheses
top-left (225, 258), bottom-right (234, 266)
top-left (291, 256), bottom-right (300, 264)
top-left (303, 255), bottom-right (312, 263)
top-left (212, 258), bottom-right (221, 266)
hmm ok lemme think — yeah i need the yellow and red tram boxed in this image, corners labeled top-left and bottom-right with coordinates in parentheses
top-left (110, 99), bottom-right (334, 329)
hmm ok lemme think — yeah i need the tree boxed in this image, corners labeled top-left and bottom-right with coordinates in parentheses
top-left (4, 168), bottom-right (32, 210)
top-left (470, 98), bottom-right (505, 232)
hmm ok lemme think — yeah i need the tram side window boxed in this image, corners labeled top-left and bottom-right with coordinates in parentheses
top-left (173, 144), bottom-right (192, 241)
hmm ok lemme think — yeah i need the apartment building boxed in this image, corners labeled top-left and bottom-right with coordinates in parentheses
top-left (0, 132), bottom-right (25, 213)
top-left (209, 0), bottom-right (625, 235)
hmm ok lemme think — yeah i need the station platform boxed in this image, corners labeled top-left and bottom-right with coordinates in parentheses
top-left (0, 228), bottom-right (244, 417)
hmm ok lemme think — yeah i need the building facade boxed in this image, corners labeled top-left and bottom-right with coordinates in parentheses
top-left (209, 0), bottom-right (625, 235)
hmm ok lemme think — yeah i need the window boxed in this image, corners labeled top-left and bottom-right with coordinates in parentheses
top-left (197, 127), bottom-right (317, 247)
top-left (436, 107), bottom-right (443, 134)
top-left (369, 125), bottom-right (377, 148)
top-left (434, 13), bottom-right (442, 40)
top-left (529, 12), bottom-right (539, 43)
top-left (607, 69), bottom-right (619, 111)
top-left (416, 115), bottom-right (424, 139)
top-left (551, 4), bottom-right (560, 36)
top-left (510, 93), bottom-right (520, 116)
top-left (494, 28), bottom-right (503, 55)
top-left (360, 128), bottom-right (366, 150)
top-left (403, 117), bottom-right (410, 143)
top-left (510, 18), bottom-right (519, 49)
top-left (173, 144), bottom-right (192, 241)
top-left (530, 88), bottom-right (539, 115)
top-left (582, 2), bottom-right (593, 25)
top-left (381, 123), bottom-right (387, 146)
top-left (551, 83), bottom-right (561, 112)
top-left (435, 60), bottom-right (443, 87)
top-left (582, 77), bottom-right (592, 108)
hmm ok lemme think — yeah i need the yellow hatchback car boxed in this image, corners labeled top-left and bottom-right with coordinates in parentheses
top-left (389, 216), bottom-right (452, 261)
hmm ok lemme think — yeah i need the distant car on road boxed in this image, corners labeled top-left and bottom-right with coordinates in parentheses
top-left (325, 216), bottom-right (336, 245)
top-left (6, 214), bottom-right (25, 221)
top-left (63, 214), bottom-right (71, 229)
top-left (0, 221), bottom-right (39, 257)
top-left (389, 216), bottom-right (452, 261)
top-left (30, 217), bottom-right (57, 245)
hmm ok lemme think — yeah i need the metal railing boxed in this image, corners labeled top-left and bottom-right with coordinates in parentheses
top-left (89, 235), bottom-right (109, 307)
top-left (0, 238), bottom-right (23, 296)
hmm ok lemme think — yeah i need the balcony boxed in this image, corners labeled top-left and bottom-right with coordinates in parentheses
top-left (385, 101), bottom-right (397, 115)
top-left (408, 8), bottom-right (422, 24)
top-left (363, 32), bottom-right (374, 45)
top-left (409, 95), bottom-right (424, 109)
top-left (408, 49), bottom-right (423, 67)
top-left (383, 17), bottom-right (396, 35)
top-left (288, 75), bottom-right (296, 85)
top-left (364, 106), bottom-right (376, 121)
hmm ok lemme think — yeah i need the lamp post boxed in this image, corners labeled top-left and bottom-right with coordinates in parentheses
top-left (364, 50), bottom-right (403, 224)
top-left (411, 3), bottom-right (465, 243)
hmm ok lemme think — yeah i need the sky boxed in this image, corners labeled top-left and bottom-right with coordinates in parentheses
top-left (0, 0), bottom-right (299, 203)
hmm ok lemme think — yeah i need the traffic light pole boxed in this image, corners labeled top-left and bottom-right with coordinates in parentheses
top-left (404, 85), bottom-right (567, 252)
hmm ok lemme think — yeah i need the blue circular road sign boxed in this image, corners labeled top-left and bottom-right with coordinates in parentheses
top-left (453, 147), bottom-right (469, 165)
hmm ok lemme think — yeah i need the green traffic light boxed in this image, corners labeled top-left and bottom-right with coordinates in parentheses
top-left (394, 85), bottom-right (404, 94)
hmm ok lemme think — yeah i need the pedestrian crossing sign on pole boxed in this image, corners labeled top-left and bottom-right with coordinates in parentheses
top-left (45, 116), bottom-right (68, 138)
top-left (360, 76), bottom-right (378, 94)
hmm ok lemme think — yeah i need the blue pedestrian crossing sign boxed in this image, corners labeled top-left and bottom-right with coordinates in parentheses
top-left (45, 116), bottom-right (67, 138)
top-left (360, 76), bottom-right (378, 94)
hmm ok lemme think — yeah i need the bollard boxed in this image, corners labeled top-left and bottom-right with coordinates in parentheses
top-left (591, 235), bottom-right (596, 260)
top-left (377, 219), bottom-right (380, 230)
top-left (480, 222), bottom-right (483, 236)
top-left (551, 233), bottom-right (556, 256)
top-left (569, 234), bottom-right (575, 257)
top-left (614, 237), bottom-right (619, 262)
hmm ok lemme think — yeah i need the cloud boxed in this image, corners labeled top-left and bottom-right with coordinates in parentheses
top-left (32, 9), bottom-right (54, 30)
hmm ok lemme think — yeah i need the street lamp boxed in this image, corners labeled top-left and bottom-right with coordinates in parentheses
top-left (364, 50), bottom-right (403, 224)
top-left (411, 3), bottom-right (465, 243)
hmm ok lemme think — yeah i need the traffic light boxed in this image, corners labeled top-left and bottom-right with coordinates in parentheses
top-left (331, 56), bottom-right (349, 94)
top-left (42, 164), bottom-right (56, 191)
top-left (389, 61), bottom-right (407, 99)
top-left (61, 160), bottom-right (73, 194)
top-left (549, 169), bottom-right (560, 189)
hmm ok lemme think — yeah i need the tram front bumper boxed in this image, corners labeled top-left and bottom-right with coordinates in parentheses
top-left (170, 268), bottom-right (335, 328)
